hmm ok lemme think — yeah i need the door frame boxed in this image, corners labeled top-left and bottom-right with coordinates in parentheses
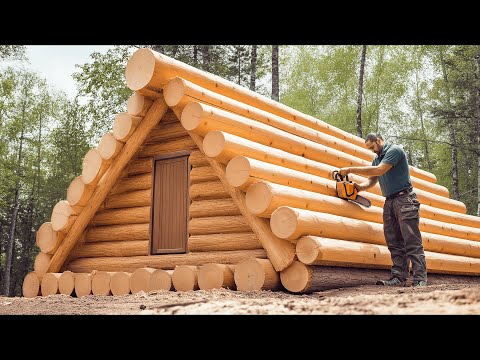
top-left (149, 150), bottom-right (192, 255)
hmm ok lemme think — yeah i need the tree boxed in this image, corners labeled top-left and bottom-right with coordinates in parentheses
top-left (272, 46), bottom-right (279, 101)
top-left (250, 45), bottom-right (257, 91)
top-left (0, 46), bottom-right (26, 61)
top-left (356, 45), bottom-right (367, 138)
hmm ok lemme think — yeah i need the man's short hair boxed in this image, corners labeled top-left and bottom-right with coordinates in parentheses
top-left (365, 133), bottom-right (383, 143)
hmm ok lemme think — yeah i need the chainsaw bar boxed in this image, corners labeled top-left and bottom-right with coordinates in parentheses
top-left (346, 195), bottom-right (371, 208)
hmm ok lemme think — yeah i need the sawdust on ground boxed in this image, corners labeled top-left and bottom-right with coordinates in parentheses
top-left (1, 283), bottom-right (480, 315)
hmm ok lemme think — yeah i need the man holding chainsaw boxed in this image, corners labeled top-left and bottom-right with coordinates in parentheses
top-left (339, 133), bottom-right (427, 287)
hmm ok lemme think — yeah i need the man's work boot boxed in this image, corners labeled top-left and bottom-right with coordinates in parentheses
top-left (412, 280), bottom-right (427, 287)
top-left (376, 276), bottom-right (406, 287)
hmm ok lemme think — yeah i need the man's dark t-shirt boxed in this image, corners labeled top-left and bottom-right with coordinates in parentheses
top-left (371, 143), bottom-right (412, 197)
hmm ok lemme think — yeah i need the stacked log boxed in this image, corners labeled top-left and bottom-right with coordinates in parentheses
top-left (58, 270), bottom-right (76, 296)
top-left (74, 272), bottom-right (92, 297)
top-left (150, 269), bottom-right (174, 291)
top-left (198, 264), bottom-right (235, 290)
top-left (234, 258), bottom-right (281, 291)
top-left (110, 272), bottom-right (132, 296)
top-left (41, 273), bottom-right (62, 296)
top-left (22, 272), bottom-right (42, 298)
top-left (172, 265), bottom-right (199, 292)
top-left (130, 267), bottom-right (156, 293)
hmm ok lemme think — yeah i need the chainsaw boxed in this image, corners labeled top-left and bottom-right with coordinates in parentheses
top-left (332, 170), bottom-right (371, 208)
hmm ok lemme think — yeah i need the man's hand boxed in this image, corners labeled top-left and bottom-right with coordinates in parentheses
top-left (339, 168), bottom-right (351, 177)
top-left (353, 182), bottom-right (363, 192)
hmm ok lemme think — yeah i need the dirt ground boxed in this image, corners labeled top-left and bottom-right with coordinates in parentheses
top-left (2, 283), bottom-right (480, 315)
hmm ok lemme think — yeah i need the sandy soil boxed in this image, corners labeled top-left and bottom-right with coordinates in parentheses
top-left (2, 283), bottom-right (480, 315)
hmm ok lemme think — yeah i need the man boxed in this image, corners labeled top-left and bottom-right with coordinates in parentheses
top-left (339, 133), bottom-right (427, 287)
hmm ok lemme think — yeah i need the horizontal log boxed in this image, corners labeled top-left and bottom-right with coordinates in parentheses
top-left (67, 249), bottom-right (268, 273)
top-left (86, 223), bottom-right (149, 242)
top-left (296, 236), bottom-right (480, 276)
top-left (190, 166), bottom-right (218, 184)
top-left (98, 132), bottom-right (124, 161)
top-left (139, 136), bottom-right (197, 158)
top-left (182, 102), bottom-right (444, 197)
top-left (67, 176), bottom-right (94, 210)
top-left (188, 233), bottom-right (262, 252)
top-left (127, 92), bottom-right (153, 117)
top-left (113, 113), bottom-right (142, 142)
top-left (198, 264), bottom-right (235, 290)
top-left (81, 148), bottom-right (112, 187)
top-left (104, 189), bottom-right (151, 209)
top-left (146, 121), bottom-right (188, 144)
top-left (189, 199), bottom-right (240, 218)
top-left (71, 240), bottom-right (149, 258)
top-left (247, 181), bottom-right (480, 242)
top-left (92, 206), bottom-right (150, 226)
top-left (234, 258), bottom-right (280, 291)
top-left (22, 272), bottom-right (41, 298)
top-left (189, 215), bottom-right (251, 235)
top-left (227, 156), bottom-right (464, 213)
top-left (110, 173), bottom-right (152, 195)
top-left (51, 200), bottom-right (80, 234)
top-left (127, 157), bottom-right (153, 175)
top-left (189, 150), bottom-right (209, 167)
top-left (189, 181), bottom-right (229, 200)
top-left (270, 207), bottom-right (480, 259)
top-left (36, 222), bottom-right (65, 254)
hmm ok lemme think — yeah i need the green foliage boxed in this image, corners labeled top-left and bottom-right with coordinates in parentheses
top-left (0, 46), bottom-right (26, 61)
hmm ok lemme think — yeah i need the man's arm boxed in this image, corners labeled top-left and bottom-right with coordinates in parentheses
top-left (339, 162), bottom-right (393, 177)
top-left (355, 176), bottom-right (379, 192)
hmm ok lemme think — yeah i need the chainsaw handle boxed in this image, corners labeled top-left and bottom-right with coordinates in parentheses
top-left (333, 170), bottom-right (350, 182)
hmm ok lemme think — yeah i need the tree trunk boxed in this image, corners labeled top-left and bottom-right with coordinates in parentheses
top-left (250, 45), bottom-right (257, 91)
top-left (415, 70), bottom-right (432, 171)
top-left (272, 45), bottom-right (279, 101)
top-left (237, 46), bottom-right (241, 85)
top-left (201, 45), bottom-right (210, 72)
top-left (439, 47), bottom-right (460, 200)
top-left (193, 45), bottom-right (198, 66)
top-left (356, 45), bottom-right (367, 138)
top-left (4, 98), bottom-right (26, 296)
top-left (475, 52), bottom-right (480, 216)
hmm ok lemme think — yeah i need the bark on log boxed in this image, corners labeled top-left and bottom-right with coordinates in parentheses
top-left (36, 222), bottom-right (65, 254)
top-left (67, 249), bottom-right (268, 273)
top-left (198, 264), bottom-right (236, 290)
top-left (150, 269), bottom-right (174, 291)
top-left (234, 258), bottom-right (281, 291)
top-left (130, 267), bottom-right (156, 293)
top-left (104, 189), bottom-right (151, 209)
top-left (189, 215), bottom-right (251, 235)
top-left (110, 272), bottom-right (131, 296)
top-left (188, 233), bottom-right (262, 252)
top-left (189, 181), bottom-right (229, 200)
top-left (113, 113), bottom-right (142, 143)
top-left (98, 132), bottom-right (124, 161)
top-left (86, 223), bottom-right (149, 242)
top-left (71, 240), bottom-right (149, 258)
top-left (189, 199), bottom-right (240, 218)
top-left (92, 206), bottom-right (150, 226)
top-left (22, 272), bottom-right (41, 298)
top-left (270, 207), bottom-right (480, 259)
top-left (74, 273), bottom-right (92, 297)
top-left (172, 265), bottom-right (199, 292)
top-left (127, 92), bottom-right (153, 117)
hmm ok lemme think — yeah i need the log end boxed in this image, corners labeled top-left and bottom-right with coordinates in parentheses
top-left (125, 48), bottom-right (156, 91)
top-left (225, 156), bottom-right (251, 187)
top-left (58, 271), bottom-right (75, 296)
top-left (150, 269), bottom-right (173, 291)
top-left (81, 148), bottom-right (103, 185)
top-left (91, 271), bottom-right (112, 296)
top-left (296, 236), bottom-right (321, 265)
top-left (172, 265), bottom-right (198, 292)
top-left (280, 261), bottom-right (311, 293)
top-left (74, 273), bottom-right (92, 297)
top-left (67, 176), bottom-right (87, 207)
top-left (36, 222), bottom-right (55, 253)
top-left (127, 92), bottom-right (152, 116)
top-left (234, 258), bottom-right (265, 291)
top-left (164, 77), bottom-right (186, 107)
top-left (51, 200), bottom-right (76, 233)
top-left (181, 102), bottom-right (204, 131)
top-left (198, 264), bottom-right (225, 290)
top-left (270, 206), bottom-right (298, 239)
top-left (22, 272), bottom-right (41, 298)
top-left (246, 182), bottom-right (273, 215)
top-left (41, 273), bottom-right (60, 296)
top-left (111, 272), bottom-right (131, 296)
top-left (203, 130), bottom-right (226, 158)
top-left (130, 267), bottom-right (155, 293)
top-left (98, 132), bottom-right (121, 161)
top-left (34, 252), bottom-right (52, 276)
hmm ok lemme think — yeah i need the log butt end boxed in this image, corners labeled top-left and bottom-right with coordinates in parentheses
top-left (234, 258), bottom-right (265, 291)
top-left (23, 272), bottom-right (41, 298)
top-left (280, 261), bottom-right (311, 293)
top-left (125, 48), bottom-right (156, 91)
top-left (164, 77), bottom-right (186, 107)
top-left (246, 182), bottom-right (273, 215)
top-left (270, 206), bottom-right (298, 239)
top-left (203, 130), bottom-right (226, 158)
top-left (172, 265), bottom-right (198, 292)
